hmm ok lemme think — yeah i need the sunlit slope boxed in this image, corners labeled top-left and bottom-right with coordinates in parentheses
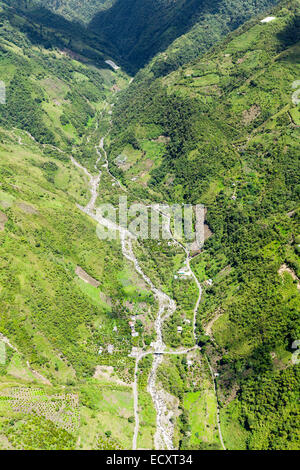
top-left (0, 6), bottom-right (146, 450)
top-left (107, 0), bottom-right (300, 450)
top-left (109, 1), bottom-right (300, 203)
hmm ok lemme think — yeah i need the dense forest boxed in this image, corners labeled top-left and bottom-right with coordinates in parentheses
top-left (90, 0), bottom-right (279, 72)
top-left (38, 0), bottom-right (113, 23)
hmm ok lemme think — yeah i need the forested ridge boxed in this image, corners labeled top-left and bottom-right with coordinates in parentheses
top-left (38, 0), bottom-right (113, 23)
top-left (2, 0), bottom-right (125, 68)
top-left (90, 0), bottom-right (279, 73)
top-left (11, 0), bottom-right (280, 73)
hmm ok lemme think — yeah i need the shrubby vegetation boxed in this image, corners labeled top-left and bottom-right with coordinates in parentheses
top-left (2, 414), bottom-right (76, 450)
top-left (37, 0), bottom-right (113, 24)
top-left (0, 1), bottom-right (139, 449)
top-left (2, 0), bottom-right (122, 67)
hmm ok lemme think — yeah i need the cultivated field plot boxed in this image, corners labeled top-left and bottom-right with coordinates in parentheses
top-left (0, 388), bottom-right (80, 433)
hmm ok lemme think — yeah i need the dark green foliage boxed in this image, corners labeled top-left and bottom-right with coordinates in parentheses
top-left (238, 366), bottom-right (300, 449)
top-left (2, 414), bottom-right (76, 450)
top-left (91, 0), bottom-right (278, 73)
top-left (37, 0), bottom-right (113, 23)
top-left (2, 0), bottom-right (122, 68)
top-left (1, 73), bottom-right (55, 144)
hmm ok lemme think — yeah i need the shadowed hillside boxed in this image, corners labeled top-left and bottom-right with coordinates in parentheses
top-left (37, 0), bottom-right (114, 23)
top-left (90, 0), bottom-right (279, 73)
top-left (2, 0), bottom-right (126, 68)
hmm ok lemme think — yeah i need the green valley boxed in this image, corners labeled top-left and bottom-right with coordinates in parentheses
top-left (0, 0), bottom-right (299, 453)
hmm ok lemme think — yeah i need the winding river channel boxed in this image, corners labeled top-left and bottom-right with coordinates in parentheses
top-left (6, 82), bottom-right (227, 450)
top-left (6, 109), bottom-right (224, 449)
top-left (71, 113), bottom-right (224, 450)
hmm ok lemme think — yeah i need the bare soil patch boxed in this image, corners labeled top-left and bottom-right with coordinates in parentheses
top-left (93, 365), bottom-right (130, 387)
top-left (243, 105), bottom-right (261, 125)
top-left (151, 135), bottom-right (170, 144)
top-left (205, 309), bottom-right (224, 337)
top-left (17, 202), bottom-right (39, 215)
top-left (76, 266), bottom-right (100, 288)
top-left (0, 211), bottom-right (8, 231)
top-left (278, 264), bottom-right (300, 290)
top-left (204, 223), bottom-right (213, 241)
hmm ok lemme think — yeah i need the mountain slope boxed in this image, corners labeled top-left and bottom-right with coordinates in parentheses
top-left (0, 2), bottom-right (144, 450)
top-left (106, 0), bottom-right (300, 449)
top-left (2, 0), bottom-right (125, 68)
top-left (90, 0), bottom-right (279, 73)
top-left (0, 0), bottom-right (299, 452)
top-left (37, 0), bottom-right (114, 23)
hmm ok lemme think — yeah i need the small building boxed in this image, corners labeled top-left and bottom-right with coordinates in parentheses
top-left (177, 326), bottom-right (183, 334)
top-left (178, 270), bottom-right (185, 276)
top-left (260, 16), bottom-right (276, 23)
top-left (129, 347), bottom-right (139, 358)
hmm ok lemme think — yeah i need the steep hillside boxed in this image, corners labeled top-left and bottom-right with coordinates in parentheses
top-left (0, 0), bottom-right (299, 452)
top-left (90, 0), bottom-right (279, 72)
top-left (0, 3), bottom-right (132, 145)
top-left (2, 0), bottom-right (125, 68)
top-left (107, 0), bottom-right (300, 449)
top-left (0, 2), bottom-right (144, 450)
top-left (38, 0), bottom-right (113, 23)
